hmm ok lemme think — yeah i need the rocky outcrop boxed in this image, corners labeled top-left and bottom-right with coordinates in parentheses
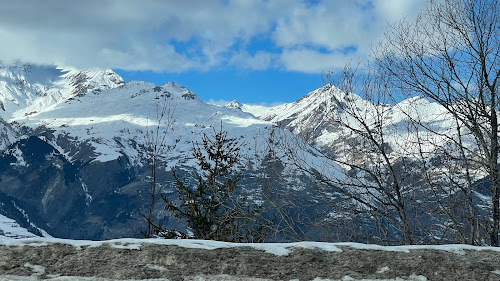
top-left (0, 239), bottom-right (500, 281)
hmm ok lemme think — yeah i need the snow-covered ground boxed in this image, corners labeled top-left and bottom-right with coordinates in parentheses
top-left (1, 237), bottom-right (500, 281)
top-left (2, 236), bottom-right (500, 255)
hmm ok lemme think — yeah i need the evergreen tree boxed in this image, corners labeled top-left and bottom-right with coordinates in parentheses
top-left (162, 123), bottom-right (267, 242)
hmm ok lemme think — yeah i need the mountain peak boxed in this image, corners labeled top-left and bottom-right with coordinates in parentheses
top-left (226, 100), bottom-right (243, 108)
top-left (0, 61), bottom-right (125, 120)
top-left (162, 81), bottom-right (181, 88)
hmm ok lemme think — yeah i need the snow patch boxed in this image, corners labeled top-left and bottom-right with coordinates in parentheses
top-left (334, 275), bottom-right (427, 281)
top-left (80, 179), bottom-right (92, 206)
top-left (334, 242), bottom-right (500, 254)
top-left (377, 266), bottom-right (391, 274)
top-left (0, 214), bottom-right (37, 239)
top-left (0, 238), bottom-right (342, 256)
top-left (24, 263), bottom-right (46, 277)
top-left (7, 146), bottom-right (27, 167)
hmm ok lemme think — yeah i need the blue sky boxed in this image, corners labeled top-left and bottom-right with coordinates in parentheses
top-left (0, 0), bottom-right (426, 105)
top-left (114, 67), bottom-right (323, 105)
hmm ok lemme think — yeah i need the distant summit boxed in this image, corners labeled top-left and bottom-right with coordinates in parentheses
top-left (226, 100), bottom-right (243, 108)
top-left (0, 61), bottom-right (124, 120)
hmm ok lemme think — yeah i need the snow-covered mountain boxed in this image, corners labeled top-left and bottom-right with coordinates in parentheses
top-left (0, 62), bottom-right (123, 120)
top-left (236, 83), bottom-right (500, 245)
top-left (241, 85), bottom-right (356, 148)
top-left (0, 62), bottom-right (329, 240)
top-left (0, 61), bottom-right (478, 243)
top-left (240, 84), bottom-right (453, 157)
top-left (10, 80), bottom-right (275, 165)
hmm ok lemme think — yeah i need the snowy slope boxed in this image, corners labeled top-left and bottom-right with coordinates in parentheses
top-left (240, 84), bottom-right (454, 155)
top-left (8, 76), bottom-right (333, 181)
top-left (0, 61), bottom-right (124, 120)
top-left (241, 84), bottom-right (378, 149)
top-left (0, 118), bottom-right (17, 150)
top-left (0, 62), bottom-right (123, 152)
top-left (10, 81), bottom-right (276, 166)
top-left (0, 61), bottom-right (335, 175)
top-left (0, 214), bottom-right (37, 239)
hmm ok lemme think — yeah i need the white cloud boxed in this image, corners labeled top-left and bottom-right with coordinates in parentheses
top-left (271, 0), bottom-right (426, 72)
top-left (372, 0), bottom-right (425, 22)
top-left (279, 48), bottom-right (355, 73)
top-left (0, 0), bottom-right (426, 73)
top-left (229, 51), bottom-right (276, 70)
top-left (272, 1), bottom-right (376, 51)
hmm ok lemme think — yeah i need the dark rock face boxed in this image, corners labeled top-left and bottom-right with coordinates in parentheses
top-left (0, 133), bottom-right (318, 241)
top-left (0, 135), bottom-right (149, 240)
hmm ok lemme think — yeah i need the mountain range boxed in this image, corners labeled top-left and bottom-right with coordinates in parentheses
top-left (0, 61), bottom-right (478, 242)
top-left (0, 62), bottom-right (331, 240)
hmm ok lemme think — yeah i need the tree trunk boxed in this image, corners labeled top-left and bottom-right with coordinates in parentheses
top-left (490, 95), bottom-right (499, 246)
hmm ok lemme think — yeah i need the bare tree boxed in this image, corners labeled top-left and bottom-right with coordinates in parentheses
top-left (259, 73), bottom-right (419, 245)
top-left (266, 62), bottom-right (481, 244)
top-left (255, 128), bottom-right (318, 242)
top-left (376, 0), bottom-right (500, 245)
top-left (322, 66), bottom-right (424, 245)
top-left (404, 110), bottom-right (490, 245)
top-left (141, 93), bottom-right (175, 238)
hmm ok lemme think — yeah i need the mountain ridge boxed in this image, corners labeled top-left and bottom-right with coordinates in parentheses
top-left (0, 62), bottom-right (329, 240)
top-left (240, 84), bottom-right (453, 155)
top-left (0, 62), bottom-right (124, 120)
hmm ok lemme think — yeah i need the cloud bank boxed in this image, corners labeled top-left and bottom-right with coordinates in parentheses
top-left (0, 0), bottom-right (425, 73)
